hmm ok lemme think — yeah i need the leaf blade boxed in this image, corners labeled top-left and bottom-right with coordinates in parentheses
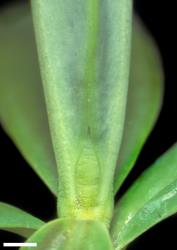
top-left (0, 202), bottom-right (44, 238)
top-left (114, 17), bottom-right (164, 193)
top-left (31, 0), bottom-right (132, 222)
top-left (111, 143), bottom-right (177, 250)
top-left (0, 3), bottom-right (58, 195)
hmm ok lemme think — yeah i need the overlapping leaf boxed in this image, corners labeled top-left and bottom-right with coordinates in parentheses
top-left (0, 3), bottom-right (58, 195)
top-left (21, 219), bottom-right (113, 250)
top-left (114, 18), bottom-right (164, 193)
top-left (111, 143), bottom-right (177, 250)
top-left (0, 202), bottom-right (44, 238)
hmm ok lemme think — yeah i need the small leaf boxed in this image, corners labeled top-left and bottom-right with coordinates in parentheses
top-left (20, 219), bottom-right (113, 250)
top-left (31, 0), bottom-right (132, 222)
top-left (0, 3), bottom-right (58, 195)
top-left (111, 143), bottom-right (177, 250)
top-left (0, 202), bottom-right (44, 238)
top-left (114, 17), bottom-right (164, 193)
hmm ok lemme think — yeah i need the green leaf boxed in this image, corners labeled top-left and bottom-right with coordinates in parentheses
top-left (114, 17), bottom-right (164, 193)
top-left (111, 143), bottom-right (177, 250)
top-left (21, 219), bottom-right (113, 250)
top-left (0, 3), bottom-right (58, 195)
top-left (0, 202), bottom-right (44, 238)
top-left (31, 0), bottom-right (132, 224)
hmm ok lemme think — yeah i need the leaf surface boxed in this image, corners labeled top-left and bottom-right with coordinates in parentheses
top-left (114, 17), bottom-right (164, 193)
top-left (0, 202), bottom-right (44, 238)
top-left (31, 0), bottom-right (132, 222)
top-left (0, 3), bottom-right (58, 195)
top-left (21, 219), bottom-right (113, 250)
top-left (111, 143), bottom-right (177, 250)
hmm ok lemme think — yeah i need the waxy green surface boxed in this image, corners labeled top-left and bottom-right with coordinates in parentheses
top-left (31, 0), bottom-right (132, 223)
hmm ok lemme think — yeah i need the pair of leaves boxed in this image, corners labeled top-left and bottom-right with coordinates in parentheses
top-left (0, 212), bottom-right (113, 250)
top-left (0, 203), bottom-right (113, 249)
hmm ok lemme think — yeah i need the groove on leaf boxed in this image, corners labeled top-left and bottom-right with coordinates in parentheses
top-left (75, 133), bottom-right (101, 207)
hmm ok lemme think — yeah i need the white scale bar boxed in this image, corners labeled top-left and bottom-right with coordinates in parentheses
top-left (3, 243), bottom-right (37, 247)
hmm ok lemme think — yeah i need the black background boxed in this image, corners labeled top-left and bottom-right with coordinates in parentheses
top-left (0, 0), bottom-right (177, 249)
